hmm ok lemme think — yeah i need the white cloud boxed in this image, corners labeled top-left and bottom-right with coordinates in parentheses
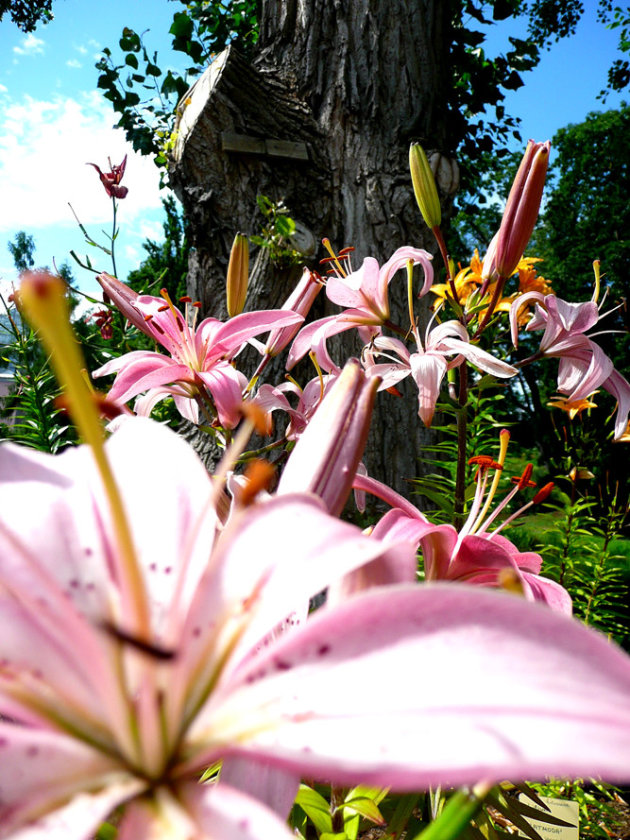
top-left (76, 45), bottom-right (88, 55)
top-left (13, 34), bottom-right (45, 56)
top-left (0, 90), bottom-right (164, 232)
top-left (66, 59), bottom-right (83, 69)
top-left (138, 220), bottom-right (164, 242)
top-left (0, 84), bottom-right (7, 94)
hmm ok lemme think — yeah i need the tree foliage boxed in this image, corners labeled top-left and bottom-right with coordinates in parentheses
top-left (96, 1), bottom-right (259, 164)
top-left (96, 0), bottom-right (630, 191)
top-left (534, 104), bottom-right (630, 330)
top-left (7, 231), bottom-right (36, 273)
top-left (126, 195), bottom-right (190, 300)
top-left (0, 0), bottom-right (53, 32)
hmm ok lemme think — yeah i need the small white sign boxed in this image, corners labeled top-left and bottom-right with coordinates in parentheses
top-left (517, 795), bottom-right (579, 840)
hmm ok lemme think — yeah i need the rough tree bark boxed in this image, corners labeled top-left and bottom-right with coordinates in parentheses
top-left (169, 0), bottom-right (458, 499)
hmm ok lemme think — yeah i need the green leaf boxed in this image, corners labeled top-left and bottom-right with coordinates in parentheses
top-left (169, 11), bottom-right (194, 39)
top-left (125, 53), bottom-right (138, 69)
top-left (341, 796), bottom-right (385, 825)
top-left (413, 788), bottom-right (488, 840)
top-left (275, 215), bottom-right (296, 238)
top-left (295, 785), bottom-right (333, 835)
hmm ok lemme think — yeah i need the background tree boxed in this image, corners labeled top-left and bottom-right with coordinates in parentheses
top-left (534, 104), bottom-right (630, 333)
top-left (0, 1), bottom-right (54, 31)
top-left (7, 231), bottom-right (36, 273)
top-left (97, 0), bottom-right (630, 496)
top-left (126, 195), bottom-right (190, 301)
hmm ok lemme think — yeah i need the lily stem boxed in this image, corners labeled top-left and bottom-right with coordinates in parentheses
top-left (111, 197), bottom-right (119, 278)
top-left (454, 363), bottom-right (469, 529)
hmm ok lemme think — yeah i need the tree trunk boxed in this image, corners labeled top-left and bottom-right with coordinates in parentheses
top-left (169, 0), bottom-right (457, 500)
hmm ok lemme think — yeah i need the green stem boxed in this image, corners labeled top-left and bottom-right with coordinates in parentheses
top-left (454, 364), bottom-right (469, 529)
top-left (330, 786), bottom-right (346, 834)
top-left (111, 197), bottom-right (119, 278)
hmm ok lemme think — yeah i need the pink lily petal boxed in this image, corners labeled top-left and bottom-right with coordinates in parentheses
top-left (510, 291), bottom-right (546, 346)
top-left (196, 585), bottom-right (630, 788)
top-left (181, 781), bottom-right (297, 840)
top-left (93, 348), bottom-right (169, 378)
top-left (0, 723), bottom-right (137, 835)
top-left (546, 296), bottom-right (600, 336)
top-left (440, 337), bottom-right (517, 378)
top-left (606, 367), bottom-right (630, 439)
top-left (197, 363), bottom-right (248, 429)
top-left (326, 257), bottom-right (380, 310)
top-left (264, 268), bottom-right (324, 357)
top-left (206, 310), bottom-right (304, 362)
top-left (522, 572), bottom-right (573, 614)
top-left (95, 352), bottom-right (192, 406)
top-left (134, 384), bottom-right (197, 421)
top-left (219, 757), bottom-right (300, 819)
top-left (285, 315), bottom-right (341, 370)
top-left (409, 352), bottom-right (449, 426)
top-left (169, 494), bottom-right (415, 721)
top-left (379, 246), bottom-right (435, 302)
top-left (558, 341), bottom-right (614, 400)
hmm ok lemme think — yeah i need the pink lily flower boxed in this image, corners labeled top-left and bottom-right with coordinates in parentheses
top-left (353, 461), bottom-right (571, 614)
top-left (287, 246), bottom-right (433, 370)
top-left (93, 275), bottom-right (303, 426)
top-left (87, 154), bottom-right (129, 199)
top-left (363, 321), bottom-right (517, 426)
top-left (253, 370), bottom-right (340, 441)
top-left (511, 292), bottom-right (630, 439)
top-left (5, 420), bottom-right (630, 839)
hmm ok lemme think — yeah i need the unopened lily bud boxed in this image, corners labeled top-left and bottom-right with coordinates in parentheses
top-left (494, 140), bottom-right (550, 279)
top-left (409, 143), bottom-right (441, 229)
top-left (264, 268), bottom-right (323, 357)
top-left (96, 272), bottom-right (151, 334)
top-left (277, 359), bottom-right (378, 516)
top-left (226, 233), bottom-right (249, 317)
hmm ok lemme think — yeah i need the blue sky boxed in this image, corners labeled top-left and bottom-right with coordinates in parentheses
top-left (0, 0), bottom-right (626, 304)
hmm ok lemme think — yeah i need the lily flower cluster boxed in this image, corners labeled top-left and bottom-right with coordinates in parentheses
top-left (5, 129), bottom-right (630, 840)
top-left (4, 277), bottom-right (630, 839)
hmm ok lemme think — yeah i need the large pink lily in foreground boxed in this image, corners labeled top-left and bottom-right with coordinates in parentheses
top-left (511, 291), bottom-right (630, 439)
top-left (4, 420), bottom-right (630, 838)
top-left (93, 273), bottom-right (303, 426)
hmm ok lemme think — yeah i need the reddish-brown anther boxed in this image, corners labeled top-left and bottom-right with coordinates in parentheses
top-left (533, 482), bottom-right (554, 504)
top-left (468, 455), bottom-right (502, 470)
top-left (511, 463), bottom-right (537, 490)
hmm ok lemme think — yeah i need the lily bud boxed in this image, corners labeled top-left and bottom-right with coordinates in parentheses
top-left (409, 143), bottom-right (441, 229)
top-left (277, 359), bottom-right (378, 516)
top-left (97, 272), bottom-right (149, 335)
top-left (264, 268), bottom-right (322, 357)
top-left (494, 140), bottom-right (550, 279)
top-left (226, 233), bottom-right (249, 317)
